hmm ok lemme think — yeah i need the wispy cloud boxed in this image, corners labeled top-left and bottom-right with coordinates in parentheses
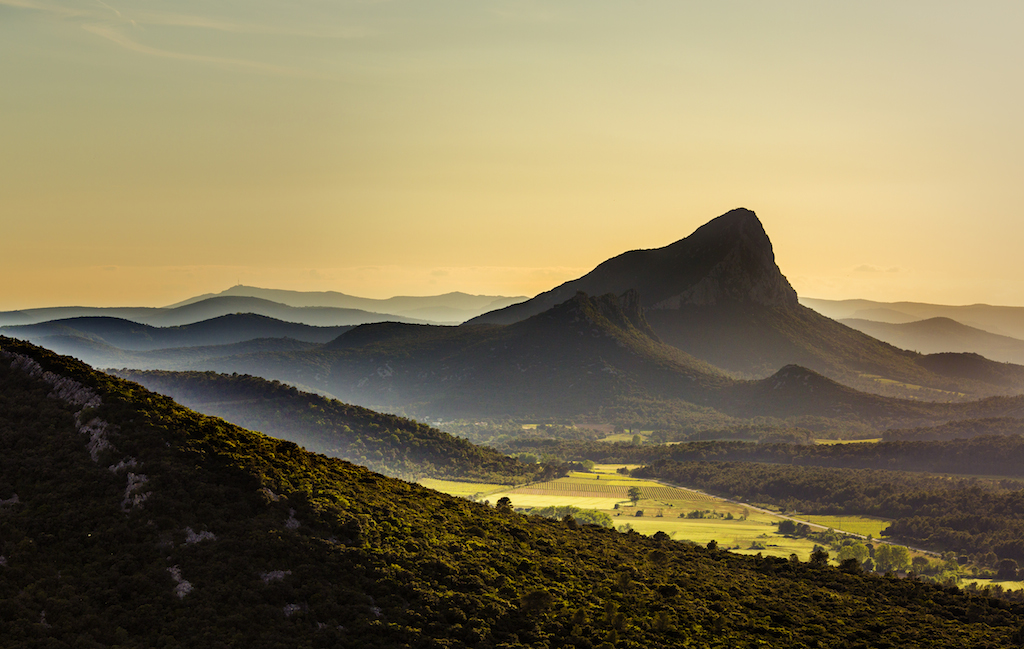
top-left (2, 0), bottom-right (352, 77)
top-left (80, 22), bottom-right (329, 78)
top-left (133, 11), bottom-right (374, 39)
top-left (0, 0), bottom-right (88, 18)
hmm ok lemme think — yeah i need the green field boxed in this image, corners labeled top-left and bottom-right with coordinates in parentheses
top-left (469, 467), bottom-right (825, 561)
top-left (800, 515), bottom-right (891, 538)
top-left (422, 464), bottom-right (916, 565)
top-left (418, 478), bottom-right (505, 498)
top-left (963, 578), bottom-right (1024, 593)
top-left (814, 438), bottom-right (881, 445)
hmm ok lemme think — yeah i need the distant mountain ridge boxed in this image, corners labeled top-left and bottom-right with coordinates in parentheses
top-left (841, 317), bottom-right (1024, 365)
top-left (165, 286), bottom-right (526, 323)
top-left (0, 289), bottom-right (526, 328)
top-left (803, 297), bottom-right (1024, 340)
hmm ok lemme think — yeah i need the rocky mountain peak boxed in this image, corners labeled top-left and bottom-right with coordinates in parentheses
top-left (648, 208), bottom-right (799, 309)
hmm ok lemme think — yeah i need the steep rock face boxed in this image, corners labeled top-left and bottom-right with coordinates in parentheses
top-left (469, 208), bottom-right (796, 325)
top-left (646, 209), bottom-right (798, 309)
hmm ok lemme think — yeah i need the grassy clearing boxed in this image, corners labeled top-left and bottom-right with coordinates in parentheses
top-left (479, 469), bottom-right (823, 561)
top-left (597, 432), bottom-right (651, 443)
top-left (591, 463), bottom-right (644, 474)
top-left (814, 438), bottom-right (881, 445)
top-left (963, 578), bottom-right (1024, 592)
top-left (858, 374), bottom-right (964, 399)
top-left (418, 479), bottom-right (505, 498)
top-left (800, 515), bottom-right (891, 538)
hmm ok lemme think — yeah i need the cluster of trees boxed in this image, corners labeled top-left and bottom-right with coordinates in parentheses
top-left (524, 506), bottom-right (613, 528)
top-left (503, 436), bottom-right (1024, 478)
top-left (6, 336), bottom-right (1024, 647)
top-left (439, 419), bottom-right (602, 448)
top-left (635, 459), bottom-right (1024, 564)
top-left (883, 417), bottom-right (1024, 442)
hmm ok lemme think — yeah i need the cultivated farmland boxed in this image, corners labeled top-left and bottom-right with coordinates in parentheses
top-left (426, 465), bottom-right (827, 560)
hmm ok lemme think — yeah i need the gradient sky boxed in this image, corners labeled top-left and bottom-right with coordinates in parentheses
top-left (3, 0), bottom-right (1023, 309)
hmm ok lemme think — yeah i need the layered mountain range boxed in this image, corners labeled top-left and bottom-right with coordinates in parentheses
top-left (0, 291), bottom-right (524, 328)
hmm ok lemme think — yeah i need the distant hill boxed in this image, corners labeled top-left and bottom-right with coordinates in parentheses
top-left (470, 208), bottom-right (1024, 400)
top-left (804, 297), bottom-right (1024, 340)
top-left (165, 286), bottom-right (527, 323)
top-left (198, 291), bottom-right (737, 421)
top-left (3, 337), bottom-right (1019, 647)
top-left (841, 317), bottom-right (1024, 365)
top-left (110, 369), bottom-right (537, 483)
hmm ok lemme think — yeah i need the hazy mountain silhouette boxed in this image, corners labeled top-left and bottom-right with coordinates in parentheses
top-left (165, 286), bottom-right (526, 323)
top-left (2, 314), bottom-right (351, 351)
top-left (471, 208), bottom-right (1024, 399)
top-left (804, 297), bottom-right (1024, 340)
top-left (842, 317), bottom-right (1024, 365)
top-left (0, 291), bottom-right (524, 328)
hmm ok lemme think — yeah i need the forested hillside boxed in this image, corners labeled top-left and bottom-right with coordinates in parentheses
top-left (110, 368), bottom-right (537, 483)
top-left (5, 336), bottom-right (1024, 647)
top-left (634, 460), bottom-right (1024, 564)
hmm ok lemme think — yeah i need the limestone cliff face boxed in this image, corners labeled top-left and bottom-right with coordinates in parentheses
top-left (650, 211), bottom-right (798, 309)
top-left (469, 207), bottom-right (798, 325)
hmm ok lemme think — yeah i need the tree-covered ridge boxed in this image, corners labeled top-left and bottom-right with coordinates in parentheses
top-left (503, 435), bottom-right (1024, 477)
top-left (883, 417), bottom-right (1024, 442)
top-left (109, 368), bottom-right (536, 483)
top-left (633, 460), bottom-right (1024, 563)
top-left (5, 336), bottom-right (1024, 647)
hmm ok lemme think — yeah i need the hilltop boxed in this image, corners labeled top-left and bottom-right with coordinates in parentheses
top-left (3, 337), bottom-right (1023, 647)
top-left (167, 286), bottom-right (526, 323)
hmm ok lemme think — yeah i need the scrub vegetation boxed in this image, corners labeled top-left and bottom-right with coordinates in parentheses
top-left (7, 337), bottom-right (1024, 647)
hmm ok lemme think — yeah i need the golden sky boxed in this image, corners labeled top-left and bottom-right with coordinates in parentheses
top-left (2, 1), bottom-right (1023, 309)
